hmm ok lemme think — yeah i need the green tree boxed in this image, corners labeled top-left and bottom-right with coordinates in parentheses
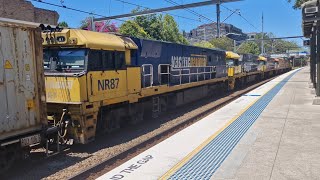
top-left (254, 32), bottom-right (272, 53)
top-left (252, 32), bottom-right (299, 54)
top-left (133, 10), bottom-right (163, 40)
top-left (119, 8), bottom-right (188, 44)
top-left (119, 20), bottom-right (150, 38)
top-left (162, 14), bottom-right (188, 44)
top-left (209, 37), bottom-right (234, 51)
top-left (288, 0), bottom-right (310, 9)
top-left (237, 41), bottom-right (260, 55)
top-left (80, 17), bottom-right (91, 29)
top-left (272, 39), bottom-right (300, 53)
top-left (194, 41), bottom-right (215, 48)
top-left (58, 21), bottom-right (69, 28)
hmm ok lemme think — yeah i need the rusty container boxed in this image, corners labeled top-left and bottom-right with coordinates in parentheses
top-left (0, 18), bottom-right (46, 147)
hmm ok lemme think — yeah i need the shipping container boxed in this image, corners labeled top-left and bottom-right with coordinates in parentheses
top-left (0, 18), bottom-right (46, 171)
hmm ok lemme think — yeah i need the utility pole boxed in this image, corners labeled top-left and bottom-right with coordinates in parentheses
top-left (216, 0), bottom-right (221, 38)
top-left (261, 12), bottom-right (264, 54)
top-left (317, 12), bottom-right (320, 96)
top-left (91, 16), bottom-right (95, 32)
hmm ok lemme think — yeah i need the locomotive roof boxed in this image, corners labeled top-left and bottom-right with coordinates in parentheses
top-left (42, 29), bottom-right (138, 51)
top-left (226, 51), bottom-right (240, 59)
top-left (258, 56), bottom-right (267, 61)
top-left (129, 36), bottom-right (226, 53)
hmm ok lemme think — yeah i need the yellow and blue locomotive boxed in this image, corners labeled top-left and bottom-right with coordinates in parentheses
top-left (42, 29), bottom-right (229, 144)
top-left (41, 28), bottom-right (291, 145)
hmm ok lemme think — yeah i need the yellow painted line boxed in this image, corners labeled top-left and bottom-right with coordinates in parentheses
top-left (159, 72), bottom-right (290, 180)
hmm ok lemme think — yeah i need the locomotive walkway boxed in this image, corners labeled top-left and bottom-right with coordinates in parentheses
top-left (98, 67), bottom-right (320, 180)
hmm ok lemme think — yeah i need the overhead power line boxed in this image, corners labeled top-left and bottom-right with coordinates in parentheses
top-left (163, 0), bottom-right (215, 23)
top-left (221, 5), bottom-right (260, 31)
top-left (113, 0), bottom-right (201, 22)
top-left (29, 0), bottom-right (126, 22)
top-left (94, 0), bottom-right (239, 22)
top-left (248, 36), bottom-right (304, 41)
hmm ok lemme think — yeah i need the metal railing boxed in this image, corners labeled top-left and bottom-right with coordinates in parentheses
top-left (141, 64), bottom-right (153, 87)
top-left (158, 64), bottom-right (216, 85)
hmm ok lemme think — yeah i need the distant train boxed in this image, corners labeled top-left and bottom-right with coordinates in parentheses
top-left (41, 28), bottom-right (291, 145)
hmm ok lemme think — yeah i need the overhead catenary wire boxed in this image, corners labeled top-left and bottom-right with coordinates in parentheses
top-left (163, 0), bottom-right (216, 23)
top-left (113, 0), bottom-right (201, 22)
top-left (31, 0), bottom-right (207, 23)
top-left (28, 0), bottom-right (126, 22)
top-left (221, 4), bottom-right (260, 31)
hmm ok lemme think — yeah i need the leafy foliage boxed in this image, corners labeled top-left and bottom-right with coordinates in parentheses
top-left (237, 41), bottom-right (260, 55)
top-left (119, 8), bottom-right (188, 44)
top-left (119, 20), bottom-right (150, 38)
top-left (255, 33), bottom-right (299, 53)
top-left (209, 37), bottom-right (234, 51)
top-left (194, 41), bottom-right (215, 48)
top-left (288, 0), bottom-right (310, 9)
top-left (193, 33), bottom-right (299, 54)
top-left (57, 21), bottom-right (69, 28)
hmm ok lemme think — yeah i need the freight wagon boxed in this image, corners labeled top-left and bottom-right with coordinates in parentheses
top-left (0, 18), bottom-right (47, 172)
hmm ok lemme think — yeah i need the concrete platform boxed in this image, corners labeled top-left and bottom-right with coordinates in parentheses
top-left (212, 67), bottom-right (320, 180)
top-left (98, 68), bottom-right (320, 180)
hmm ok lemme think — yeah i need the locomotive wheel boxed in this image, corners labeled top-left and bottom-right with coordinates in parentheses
top-left (0, 145), bottom-right (18, 174)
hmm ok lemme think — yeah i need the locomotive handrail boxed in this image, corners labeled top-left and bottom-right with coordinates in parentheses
top-left (142, 64), bottom-right (154, 87)
top-left (158, 64), bottom-right (171, 85)
top-left (158, 64), bottom-right (216, 85)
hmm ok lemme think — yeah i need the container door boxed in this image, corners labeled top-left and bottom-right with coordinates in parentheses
top-left (0, 36), bottom-right (9, 134)
top-left (0, 26), bottom-right (38, 137)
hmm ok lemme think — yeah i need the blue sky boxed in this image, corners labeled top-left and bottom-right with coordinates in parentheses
top-left (31, 0), bottom-right (303, 44)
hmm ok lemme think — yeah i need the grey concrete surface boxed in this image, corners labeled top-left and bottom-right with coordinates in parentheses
top-left (212, 68), bottom-right (320, 180)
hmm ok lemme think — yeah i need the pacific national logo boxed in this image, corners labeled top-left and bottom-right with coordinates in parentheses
top-left (171, 54), bottom-right (207, 68)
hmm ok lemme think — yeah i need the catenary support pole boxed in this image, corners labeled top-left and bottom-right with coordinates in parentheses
top-left (261, 12), bottom-right (264, 54)
top-left (311, 29), bottom-right (316, 87)
top-left (216, 0), bottom-right (221, 38)
top-left (317, 20), bottom-right (320, 96)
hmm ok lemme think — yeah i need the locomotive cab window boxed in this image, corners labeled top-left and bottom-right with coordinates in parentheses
top-left (88, 50), bottom-right (126, 71)
top-left (88, 50), bottom-right (103, 71)
top-left (226, 59), bottom-right (235, 66)
top-left (115, 51), bottom-right (126, 70)
top-left (43, 48), bottom-right (87, 72)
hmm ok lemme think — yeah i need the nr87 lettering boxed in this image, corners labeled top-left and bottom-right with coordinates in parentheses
top-left (98, 78), bottom-right (119, 91)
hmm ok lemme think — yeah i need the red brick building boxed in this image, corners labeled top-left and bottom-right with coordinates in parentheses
top-left (0, 0), bottom-right (59, 25)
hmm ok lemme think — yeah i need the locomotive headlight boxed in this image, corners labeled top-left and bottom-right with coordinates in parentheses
top-left (56, 36), bottom-right (66, 43)
top-left (69, 38), bottom-right (78, 44)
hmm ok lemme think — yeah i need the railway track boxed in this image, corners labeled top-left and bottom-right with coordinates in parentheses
top-left (69, 76), bottom-right (278, 180)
